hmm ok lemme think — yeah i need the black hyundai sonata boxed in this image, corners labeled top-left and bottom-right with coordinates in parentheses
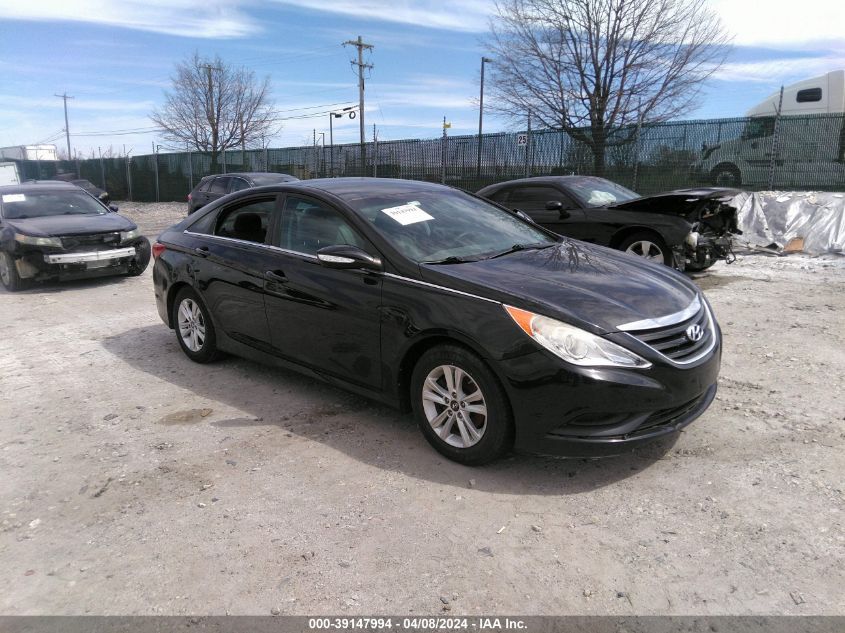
top-left (152, 178), bottom-right (720, 465)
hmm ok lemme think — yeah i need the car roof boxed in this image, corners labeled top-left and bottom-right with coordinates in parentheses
top-left (0, 182), bottom-right (82, 194)
top-left (480, 175), bottom-right (614, 191)
top-left (280, 177), bottom-right (451, 198)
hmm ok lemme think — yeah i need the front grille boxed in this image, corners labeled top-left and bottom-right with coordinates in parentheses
top-left (626, 302), bottom-right (712, 363)
top-left (60, 232), bottom-right (121, 251)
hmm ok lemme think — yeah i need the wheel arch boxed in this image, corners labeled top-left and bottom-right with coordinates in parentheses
top-left (710, 161), bottom-right (742, 186)
top-left (608, 225), bottom-right (668, 250)
top-left (395, 331), bottom-right (505, 413)
top-left (165, 281), bottom-right (195, 329)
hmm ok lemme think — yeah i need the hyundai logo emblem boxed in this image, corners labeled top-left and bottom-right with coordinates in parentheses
top-left (685, 324), bottom-right (704, 342)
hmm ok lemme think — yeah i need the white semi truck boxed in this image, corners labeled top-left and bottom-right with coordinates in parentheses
top-left (0, 144), bottom-right (58, 161)
top-left (693, 70), bottom-right (845, 189)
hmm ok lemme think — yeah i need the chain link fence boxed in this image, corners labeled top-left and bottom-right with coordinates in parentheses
top-left (12, 113), bottom-right (845, 202)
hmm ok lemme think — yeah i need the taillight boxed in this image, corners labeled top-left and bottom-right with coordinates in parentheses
top-left (187, 193), bottom-right (192, 201)
top-left (152, 242), bottom-right (166, 259)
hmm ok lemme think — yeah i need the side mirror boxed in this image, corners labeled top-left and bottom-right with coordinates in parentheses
top-left (108, 204), bottom-right (119, 213)
top-left (545, 200), bottom-right (570, 219)
top-left (316, 245), bottom-right (382, 271)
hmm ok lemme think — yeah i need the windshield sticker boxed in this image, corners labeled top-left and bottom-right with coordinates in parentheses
top-left (381, 203), bottom-right (434, 226)
top-left (2, 194), bottom-right (25, 203)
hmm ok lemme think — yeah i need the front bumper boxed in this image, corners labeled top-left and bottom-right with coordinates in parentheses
top-left (44, 247), bottom-right (137, 264)
top-left (495, 338), bottom-right (721, 457)
top-left (10, 238), bottom-right (150, 282)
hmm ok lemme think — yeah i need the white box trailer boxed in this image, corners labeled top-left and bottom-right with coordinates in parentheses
top-left (693, 71), bottom-right (845, 189)
top-left (0, 162), bottom-right (21, 186)
top-left (0, 144), bottom-right (59, 161)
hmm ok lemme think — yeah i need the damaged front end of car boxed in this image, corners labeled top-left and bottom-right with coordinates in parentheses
top-left (614, 188), bottom-right (743, 271)
top-left (8, 229), bottom-right (151, 283)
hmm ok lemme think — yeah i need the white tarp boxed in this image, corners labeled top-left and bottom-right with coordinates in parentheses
top-left (732, 191), bottom-right (845, 255)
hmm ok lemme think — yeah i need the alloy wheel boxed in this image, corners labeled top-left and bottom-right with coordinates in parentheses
top-left (177, 298), bottom-right (206, 352)
top-left (421, 364), bottom-right (488, 448)
top-left (625, 240), bottom-right (665, 262)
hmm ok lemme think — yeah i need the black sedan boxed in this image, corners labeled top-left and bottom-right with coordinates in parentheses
top-left (153, 178), bottom-right (720, 465)
top-left (477, 176), bottom-right (741, 271)
top-left (187, 172), bottom-right (299, 214)
top-left (0, 182), bottom-right (150, 291)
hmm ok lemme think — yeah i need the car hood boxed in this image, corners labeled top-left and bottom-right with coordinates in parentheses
top-left (4, 213), bottom-right (135, 237)
top-left (420, 240), bottom-right (699, 334)
top-left (609, 187), bottom-right (742, 215)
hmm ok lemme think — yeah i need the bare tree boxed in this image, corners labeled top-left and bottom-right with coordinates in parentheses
top-left (151, 53), bottom-right (279, 171)
top-left (486, 0), bottom-right (731, 175)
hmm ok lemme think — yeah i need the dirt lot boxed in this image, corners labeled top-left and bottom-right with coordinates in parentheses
top-left (1, 201), bottom-right (843, 616)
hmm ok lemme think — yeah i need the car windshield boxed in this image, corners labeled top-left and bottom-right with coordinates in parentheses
top-left (1, 190), bottom-right (107, 219)
top-left (564, 178), bottom-right (640, 208)
top-left (344, 187), bottom-right (558, 263)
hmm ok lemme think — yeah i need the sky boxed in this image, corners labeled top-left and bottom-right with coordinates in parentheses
top-left (0, 0), bottom-right (843, 158)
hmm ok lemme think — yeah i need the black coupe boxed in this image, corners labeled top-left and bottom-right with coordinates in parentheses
top-left (477, 176), bottom-right (741, 271)
top-left (153, 178), bottom-right (720, 465)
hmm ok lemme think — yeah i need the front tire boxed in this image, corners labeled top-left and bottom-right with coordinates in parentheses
top-left (410, 344), bottom-right (513, 465)
top-left (172, 287), bottom-right (219, 363)
top-left (711, 163), bottom-right (741, 187)
top-left (0, 251), bottom-right (24, 292)
top-left (127, 238), bottom-right (151, 276)
top-left (619, 232), bottom-right (672, 266)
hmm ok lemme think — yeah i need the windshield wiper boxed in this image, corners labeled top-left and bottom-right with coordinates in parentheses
top-left (484, 242), bottom-right (556, 260)
top-left (422, 255), bottom-right (478, 265)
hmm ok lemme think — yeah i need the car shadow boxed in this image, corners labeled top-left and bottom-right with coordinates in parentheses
top-left (100, 324), bottom-right (679, 495)
top-left (0, 274), bottom-right (135, 295)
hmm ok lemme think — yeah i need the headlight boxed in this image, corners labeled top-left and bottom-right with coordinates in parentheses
top-left (504, 305), bottom-right (651, 368)
top-left (14, 233), bottom-right (63, 248)
top-left (120, 228), bottom-right (141, 241)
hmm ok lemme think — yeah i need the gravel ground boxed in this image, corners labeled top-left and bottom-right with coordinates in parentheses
top-left (1, 201), bottom-right (843, 616)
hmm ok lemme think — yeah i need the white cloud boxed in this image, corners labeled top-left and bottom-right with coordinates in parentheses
top-left (713, 53), bottom-right (845, 83)
top-left (270, 0), bottom-right (493, 32)
top-left (0, 0), bottom-right (258, 38)
top-left (711, 0), bottom-right (844, 46)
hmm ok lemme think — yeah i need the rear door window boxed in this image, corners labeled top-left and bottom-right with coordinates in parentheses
top-left (209, 176), bottom-right (231, 195)
top-left (213, 197), bottom-right (277, 244)
top-left (229, 177), bottom-right (250, 193)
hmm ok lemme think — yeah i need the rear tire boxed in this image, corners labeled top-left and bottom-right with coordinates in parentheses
top-left (618, 232), bottom-right (672, 266)
top-left (172, 287), bottom-right (219, 363)
top-left (0, 251), bottom-right (24, 292)
top-left (410, 344), bottom-right (513, 465)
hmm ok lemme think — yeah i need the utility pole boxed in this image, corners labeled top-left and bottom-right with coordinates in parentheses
top-left (441, 116), bottom-right (450, 185)
top-left (55, 93), bottom-right (74, 162)
top-left (373, 123), bottom-right (378, 178)
top-left (343, 36), bottom-right (373, 173)
top-left (477, 57), bottom-right (493, 179)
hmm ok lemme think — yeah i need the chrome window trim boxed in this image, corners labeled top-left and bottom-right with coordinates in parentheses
top-left (183, 230), bottom-right (318, 260)
top-left (382, 272), bottom-right (500, 305)
top-left (616, 295), bottom-right (701, 332)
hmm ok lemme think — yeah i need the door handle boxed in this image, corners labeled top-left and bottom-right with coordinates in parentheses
top-left (265, 270), bottom-right (288, 282)
top-left (194, 246), bottom-right (209, 257)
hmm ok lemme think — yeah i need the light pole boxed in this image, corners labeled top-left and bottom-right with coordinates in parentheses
top-left (329, 106), bottom-right (356, 177)
top-left (477, 56), bottom-right (493, 179)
